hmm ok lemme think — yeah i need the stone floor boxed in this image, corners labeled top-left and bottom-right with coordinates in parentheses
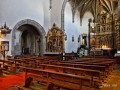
top-left (6, 82), bottom-right (47, 90)
top-left (2, 64), bottom-right (120, 90)
top-left (100, 64), bottom-right (120, 90)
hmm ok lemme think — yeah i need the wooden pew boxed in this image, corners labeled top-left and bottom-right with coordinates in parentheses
top-left (18, 66), bottom-right (100, 90)
top-left (10, 58), bottom-right (109, 76)
top-left (52, 58), bottom-right (116, 78)
top-left (0, 59), bottom-right (15, 73)
top-left (59, 58), bottom-right (116, 73)
top-left (51, 62), bottom-right (109, 78)
top-left (53, 62), bottom-right (106, 71)
top-left (39, 64), bottom-right (103, 81)
top-left (0, 68), bottom-right (5, 76)
top-left (61, 58), bottom-right (115, 64)
top-left (0, 59), bottom-right (14, 67)
top-left (11, 56), bottom-right (57, 66)
top-left (67, 60), bottom-right (115, 74)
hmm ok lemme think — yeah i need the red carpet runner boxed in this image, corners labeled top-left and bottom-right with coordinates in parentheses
top-left (0, 73), bottom-right (25, 90)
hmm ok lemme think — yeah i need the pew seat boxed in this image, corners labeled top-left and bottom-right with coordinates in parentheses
top-left (21, 66), bottom-right (102, 90)
top-left (27, 73), bottom-right (96, 90)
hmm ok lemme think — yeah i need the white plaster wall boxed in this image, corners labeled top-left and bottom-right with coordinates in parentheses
top-left (64, 3), bottom-right (93, 53)
top-left (0, 0), bottom-right (44, 28)
top-left (0, 0), bottom-right (94, 56)
top-left (0, 0), bottom-right (45, 56)
top-left (50, 0), bottom-right (64, 27)
top-left (43, 0), bottom-right (51, 33)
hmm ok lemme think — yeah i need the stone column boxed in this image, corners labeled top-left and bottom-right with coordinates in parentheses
top-left (88, 18), bottom-right (92, 55)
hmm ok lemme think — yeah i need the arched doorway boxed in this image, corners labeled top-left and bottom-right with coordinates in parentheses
top-left (20, 24), bottom-right (41, 55)
top-left (12, 19), bottom-right (46, 56)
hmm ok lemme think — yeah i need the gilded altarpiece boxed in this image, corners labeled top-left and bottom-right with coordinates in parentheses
top-left (46, 24), bottom-right (64, 52)
top-left (93, 12), bottom-right (120, 50)
top-left (94, 13), bottom-right (113, 49)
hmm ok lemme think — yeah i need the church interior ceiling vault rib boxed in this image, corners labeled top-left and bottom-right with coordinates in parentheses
top-left (69, 0), bottom-right (118, 24)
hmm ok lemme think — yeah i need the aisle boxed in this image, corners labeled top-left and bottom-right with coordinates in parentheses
top-left (0, 72), bottom-right (25, 90)
top-left (100, 64), bottom-right (120, 90)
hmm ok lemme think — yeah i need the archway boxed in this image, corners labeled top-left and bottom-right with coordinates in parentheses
top-left (12, 19), bottom-right (46, 56)
top-left (20, 24), bottom-right (41, 55)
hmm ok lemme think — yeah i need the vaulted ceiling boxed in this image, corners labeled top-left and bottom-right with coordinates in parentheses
top-left (69, 0), bottom-right (118, 23)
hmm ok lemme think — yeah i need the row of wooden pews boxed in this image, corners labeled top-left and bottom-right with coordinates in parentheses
top-left (21, 66), bottom-right (97, 90)
top-left (0, 56), bottom-right (58, 75)
top-left (1, 55), bottom-right (116, 90)
top-left (59, 58), bottom-right (116, 74)
top-left (0, 59), bottom-right (15, 74)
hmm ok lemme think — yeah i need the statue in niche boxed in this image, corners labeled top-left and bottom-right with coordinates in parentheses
top-left (102, 16), bottom-right (106, 23)
top-left (97, 14), bottom-right (100, 23)
top-left (100, 13), bottom-right (106, 24)
top-left (102, 26), bottom-right (106, 32)
top-left (82, 34), bottom-right (87, 46)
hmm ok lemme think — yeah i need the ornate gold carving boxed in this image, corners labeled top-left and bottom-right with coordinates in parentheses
top-left (46, 23), bottom-right (64, 52)
top-left (94, 12), bottom-right (119, 49)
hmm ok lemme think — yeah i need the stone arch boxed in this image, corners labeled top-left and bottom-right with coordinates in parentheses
top-left (12, 19), bottom-right (46, 56)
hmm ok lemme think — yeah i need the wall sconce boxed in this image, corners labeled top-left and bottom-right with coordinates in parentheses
top-left (72, 35), bottom-right (74, 42)
top-left (0, 22), bottom-right (11, 38)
